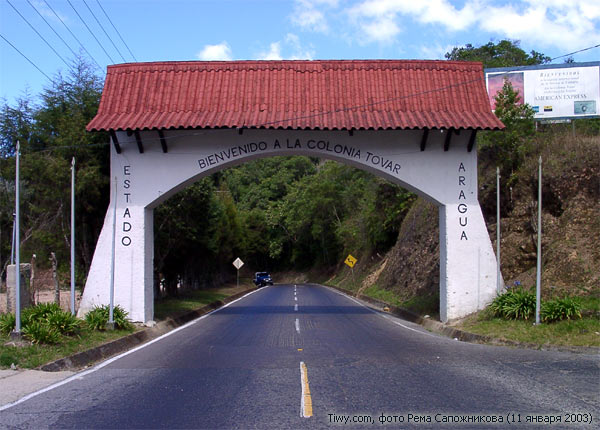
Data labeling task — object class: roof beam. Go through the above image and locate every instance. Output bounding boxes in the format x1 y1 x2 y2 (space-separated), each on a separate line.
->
158 129 168 153
444 128 453 151
420 129 429 151
109 130 121 154
134 130 144 154
467 129 477 152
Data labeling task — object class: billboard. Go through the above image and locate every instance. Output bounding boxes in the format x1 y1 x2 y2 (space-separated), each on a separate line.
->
485 62 600 120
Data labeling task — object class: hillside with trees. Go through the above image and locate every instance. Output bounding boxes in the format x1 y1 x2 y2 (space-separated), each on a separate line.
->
0 41 597 321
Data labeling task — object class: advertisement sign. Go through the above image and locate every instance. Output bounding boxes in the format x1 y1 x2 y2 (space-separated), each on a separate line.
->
485 62 600 120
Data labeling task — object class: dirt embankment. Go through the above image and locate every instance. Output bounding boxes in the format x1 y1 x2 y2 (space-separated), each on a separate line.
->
368 133 599 309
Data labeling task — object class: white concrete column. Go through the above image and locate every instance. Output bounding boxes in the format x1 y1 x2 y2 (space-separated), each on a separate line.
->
439 204 499 322
438 155 499 322
78 143 155 322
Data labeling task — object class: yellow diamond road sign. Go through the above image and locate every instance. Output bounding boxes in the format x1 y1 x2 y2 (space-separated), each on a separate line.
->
345 254 357 268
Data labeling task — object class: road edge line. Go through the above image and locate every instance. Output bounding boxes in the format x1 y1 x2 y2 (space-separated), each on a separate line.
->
0 287 267 412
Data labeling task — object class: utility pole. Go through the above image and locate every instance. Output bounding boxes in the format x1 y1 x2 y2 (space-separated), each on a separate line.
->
107 176 117 330
535 157 543 325
12 141 21 338
496 167 501 294
70 157 76 315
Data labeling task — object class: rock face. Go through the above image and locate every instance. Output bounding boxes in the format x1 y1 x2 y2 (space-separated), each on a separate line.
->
374 134 599 307
377 198 439 301
483 136 600 296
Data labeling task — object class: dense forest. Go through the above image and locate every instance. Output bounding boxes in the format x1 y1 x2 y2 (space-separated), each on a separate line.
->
0 41 597 303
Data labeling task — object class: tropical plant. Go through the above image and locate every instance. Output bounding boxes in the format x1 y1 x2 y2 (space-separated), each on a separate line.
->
21 303 62 326
46 310 82 335
84 305 133 331
490 288 536 320
0 313 16 335
22 320 61 344
541 297 582 322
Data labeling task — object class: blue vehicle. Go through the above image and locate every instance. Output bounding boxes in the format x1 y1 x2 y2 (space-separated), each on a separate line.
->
253 272 273 287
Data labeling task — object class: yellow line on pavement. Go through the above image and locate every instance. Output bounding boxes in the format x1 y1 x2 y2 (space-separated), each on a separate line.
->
300 361 313 418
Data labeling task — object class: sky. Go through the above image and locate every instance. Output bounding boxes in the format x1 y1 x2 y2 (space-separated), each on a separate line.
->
0 0 599 106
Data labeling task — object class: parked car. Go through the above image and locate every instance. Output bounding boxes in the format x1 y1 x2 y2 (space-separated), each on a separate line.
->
253 272 273 287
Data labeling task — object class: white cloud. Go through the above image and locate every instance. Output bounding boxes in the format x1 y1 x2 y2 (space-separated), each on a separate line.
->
345 0 600 52
419 43 456 60
291 0 340 33
285 33 315 59
196 42 232 61
259 42 283 60
257 34 315 60
32 0 68 23
360 16 400 43
478 1 600 52
348 0 478 40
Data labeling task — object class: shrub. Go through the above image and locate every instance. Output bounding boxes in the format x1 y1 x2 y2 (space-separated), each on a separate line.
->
490 288 536 320
85 305 133 331
21 303 62 327
46 310 82 336
22 320 61 344
542 297 582 323
0 313 16 335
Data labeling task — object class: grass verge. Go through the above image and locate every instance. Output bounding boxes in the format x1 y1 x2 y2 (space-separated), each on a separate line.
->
1 283 253 369
458 316 600 347
458 296 600 347
0 328 136 369
154 290 229 320
327 273 597 348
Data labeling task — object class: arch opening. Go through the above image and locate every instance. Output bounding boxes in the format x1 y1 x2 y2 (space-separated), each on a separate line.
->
79 128 501 324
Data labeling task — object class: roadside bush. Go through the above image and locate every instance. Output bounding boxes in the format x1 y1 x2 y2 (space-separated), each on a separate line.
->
541 297 582 323
46 310 82 336
490 288 536 320
21 303 61 326
1 304 83 343
85 305 133 331
22 320 61 344
0 313 16 335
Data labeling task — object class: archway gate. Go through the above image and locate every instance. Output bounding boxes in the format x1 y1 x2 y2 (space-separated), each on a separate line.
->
83 60 504 323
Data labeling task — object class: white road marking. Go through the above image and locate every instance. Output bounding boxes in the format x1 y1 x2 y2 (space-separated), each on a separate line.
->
325 286 441 339
295 318 300 333
294 304 298 312
0 287 268 412
294 296 297 301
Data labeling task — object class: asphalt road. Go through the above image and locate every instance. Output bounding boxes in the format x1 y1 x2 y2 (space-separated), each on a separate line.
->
0 284 598 429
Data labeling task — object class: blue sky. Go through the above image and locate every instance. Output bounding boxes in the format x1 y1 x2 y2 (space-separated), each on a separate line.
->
1 0 599 106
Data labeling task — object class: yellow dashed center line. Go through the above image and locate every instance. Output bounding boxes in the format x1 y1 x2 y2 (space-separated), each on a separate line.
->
300 361 313 418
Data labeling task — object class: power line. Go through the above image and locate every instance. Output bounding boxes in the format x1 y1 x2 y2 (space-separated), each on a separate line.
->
81 0 126 63
42 0 102 71
5 0 71 69
550 43 600 62
95 0 137 62
0 33 52 81
26 0 78 60
66 0 115 64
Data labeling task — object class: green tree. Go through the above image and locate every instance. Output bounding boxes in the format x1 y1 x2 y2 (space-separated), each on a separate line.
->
481 79 536 178
445 40 550 67
0 58 107 282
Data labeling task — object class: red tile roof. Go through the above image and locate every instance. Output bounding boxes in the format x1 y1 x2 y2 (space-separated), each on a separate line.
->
87 60 504 132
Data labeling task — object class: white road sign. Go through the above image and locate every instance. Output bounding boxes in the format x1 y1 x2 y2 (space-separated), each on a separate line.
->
233 258 244 270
